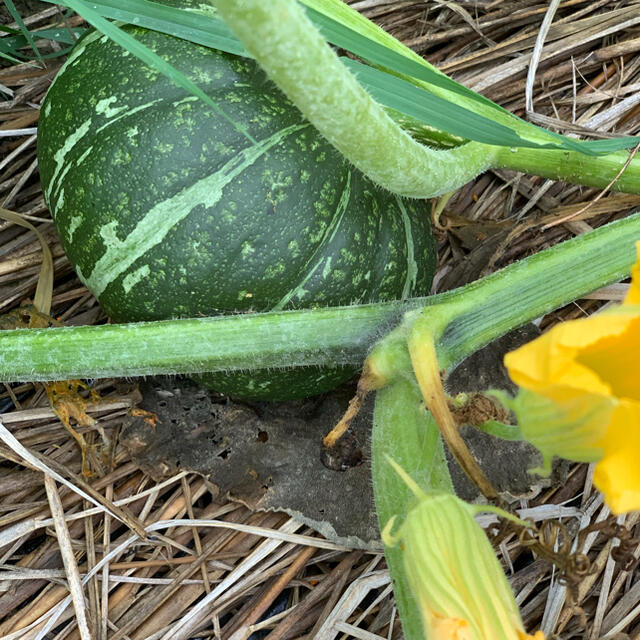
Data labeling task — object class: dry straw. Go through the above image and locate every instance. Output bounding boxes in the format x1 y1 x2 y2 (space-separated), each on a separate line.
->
0 0 639 638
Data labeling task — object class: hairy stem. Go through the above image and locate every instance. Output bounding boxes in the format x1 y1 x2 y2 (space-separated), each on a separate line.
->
1 213 639 382
372 379 451 640
211 0 497 197
494 145 640 194
432 211 640 369
0 305 398 381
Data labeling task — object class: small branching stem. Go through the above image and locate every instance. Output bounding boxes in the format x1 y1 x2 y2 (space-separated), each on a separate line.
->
407 330 498 500
323 361 385 448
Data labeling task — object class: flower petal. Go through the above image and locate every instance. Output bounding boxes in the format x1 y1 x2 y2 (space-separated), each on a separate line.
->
577 315 640 402
623 241 640 305
593 401 640 514
504 242 640 516
431 616 474 640
505 314 637 397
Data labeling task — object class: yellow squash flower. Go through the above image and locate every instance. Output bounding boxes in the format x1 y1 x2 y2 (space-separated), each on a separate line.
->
504 243 640 514
383 460 544 640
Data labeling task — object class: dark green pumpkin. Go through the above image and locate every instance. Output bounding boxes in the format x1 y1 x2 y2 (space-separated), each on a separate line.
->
38 6 436 400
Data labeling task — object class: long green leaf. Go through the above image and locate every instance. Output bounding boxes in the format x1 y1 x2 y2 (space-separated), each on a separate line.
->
345 59 553 150
303 3 638 156
350 61 640 154
3 0 44 64
302 0 640 156
43 0 639 156
0 25 21 35
304 3 498 108
0 51 26 64
44 0 249 55
0 27 85 54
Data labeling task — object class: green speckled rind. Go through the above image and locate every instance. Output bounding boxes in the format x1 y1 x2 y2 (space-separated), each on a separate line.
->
38 11 435 399
194 365 354 401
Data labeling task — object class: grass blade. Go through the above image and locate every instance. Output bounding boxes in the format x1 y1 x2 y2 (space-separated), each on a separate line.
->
304 2 639 156
0 27 85 55
3 0 44 64
42 0 640 156
45 0 249 55
305 2 502 117
0 51 26 64
346 59 551 150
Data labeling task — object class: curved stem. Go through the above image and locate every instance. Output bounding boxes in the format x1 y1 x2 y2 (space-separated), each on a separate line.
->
211 0 497 198
301 0 555 147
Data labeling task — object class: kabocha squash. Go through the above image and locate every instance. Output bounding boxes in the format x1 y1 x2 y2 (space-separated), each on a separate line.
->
38 7 436 400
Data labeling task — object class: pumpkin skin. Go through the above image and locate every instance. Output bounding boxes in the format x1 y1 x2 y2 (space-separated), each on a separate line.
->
38 10 436 400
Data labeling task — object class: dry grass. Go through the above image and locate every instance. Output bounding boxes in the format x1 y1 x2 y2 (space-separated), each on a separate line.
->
0 1 639 638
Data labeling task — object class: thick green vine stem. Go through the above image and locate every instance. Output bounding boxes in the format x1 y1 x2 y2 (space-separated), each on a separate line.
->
372 379 452 640
363 208 640 384
210 0 497 198
432 217 640 370
0 304 399 381
1 212 639 381
494 145 640 193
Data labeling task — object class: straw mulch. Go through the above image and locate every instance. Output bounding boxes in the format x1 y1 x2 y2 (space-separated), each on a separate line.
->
0 1 639 638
